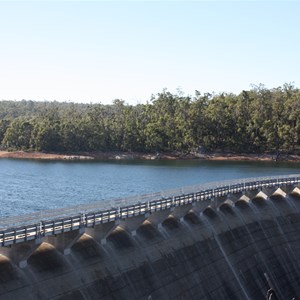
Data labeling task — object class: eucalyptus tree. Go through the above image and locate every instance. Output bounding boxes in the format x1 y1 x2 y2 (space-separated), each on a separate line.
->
204 93 238 151
2 118 33 150
0 119 11 146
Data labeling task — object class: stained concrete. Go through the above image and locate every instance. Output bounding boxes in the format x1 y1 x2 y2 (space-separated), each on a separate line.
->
1 193 300 299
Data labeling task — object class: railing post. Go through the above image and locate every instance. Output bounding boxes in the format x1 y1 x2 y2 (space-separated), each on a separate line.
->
39 222 43 238
81 213 85 228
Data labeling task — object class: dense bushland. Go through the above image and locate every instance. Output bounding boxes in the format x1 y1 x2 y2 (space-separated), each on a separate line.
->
0 84 299 155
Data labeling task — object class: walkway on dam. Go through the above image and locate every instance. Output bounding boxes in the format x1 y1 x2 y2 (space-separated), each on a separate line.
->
1 174 299 250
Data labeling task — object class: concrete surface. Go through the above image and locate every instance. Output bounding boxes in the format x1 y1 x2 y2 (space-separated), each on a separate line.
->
0 192 300 299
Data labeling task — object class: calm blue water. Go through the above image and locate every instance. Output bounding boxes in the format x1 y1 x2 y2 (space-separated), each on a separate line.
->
0 158 299 217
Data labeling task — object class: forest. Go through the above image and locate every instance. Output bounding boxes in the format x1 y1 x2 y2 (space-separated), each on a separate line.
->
0 84 299 156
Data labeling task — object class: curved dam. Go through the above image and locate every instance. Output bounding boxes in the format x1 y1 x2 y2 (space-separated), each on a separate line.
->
1 177 300 299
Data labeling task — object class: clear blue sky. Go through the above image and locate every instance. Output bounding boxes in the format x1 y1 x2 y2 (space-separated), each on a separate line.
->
0 1 299 104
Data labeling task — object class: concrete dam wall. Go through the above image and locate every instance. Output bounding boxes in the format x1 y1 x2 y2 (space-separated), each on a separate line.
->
1 187 300 299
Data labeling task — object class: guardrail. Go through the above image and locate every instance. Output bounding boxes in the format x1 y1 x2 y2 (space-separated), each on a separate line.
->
0 174 299 247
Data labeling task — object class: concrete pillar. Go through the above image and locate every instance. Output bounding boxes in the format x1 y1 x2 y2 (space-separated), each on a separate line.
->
45 228 84 255
262 187 278 197
270 187 287 198
118 215 149 236
171 204 193 223
192 197 218 211
217 199 235 212
85 220 120 245
146 209 173 229
255 191 268 200
227 192 243 203
243 189 260 200
192 200 211 214
214 195 228 208
279 185 296 195
291 187 300 196
0 238 42 268
239 194 251 202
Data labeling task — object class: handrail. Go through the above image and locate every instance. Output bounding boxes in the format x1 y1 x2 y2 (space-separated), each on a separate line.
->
0 174 299 247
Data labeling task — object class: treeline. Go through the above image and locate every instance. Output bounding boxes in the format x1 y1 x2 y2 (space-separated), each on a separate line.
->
0 84 299 155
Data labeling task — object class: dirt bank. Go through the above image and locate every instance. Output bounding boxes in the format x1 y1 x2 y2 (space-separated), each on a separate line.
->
0 150 300 162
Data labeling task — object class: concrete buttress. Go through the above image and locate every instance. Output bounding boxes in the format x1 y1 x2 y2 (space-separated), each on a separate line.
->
0 238 41 268
45 228 84 255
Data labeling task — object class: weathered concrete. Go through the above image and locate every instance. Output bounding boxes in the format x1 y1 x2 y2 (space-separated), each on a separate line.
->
46 228 84 255
85 220 121 245
1 192 300 299
0 239 41 268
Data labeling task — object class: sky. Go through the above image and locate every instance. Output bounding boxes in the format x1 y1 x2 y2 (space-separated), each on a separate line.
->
0 1 299 105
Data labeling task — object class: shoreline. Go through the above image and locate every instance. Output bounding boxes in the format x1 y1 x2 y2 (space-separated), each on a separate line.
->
0 150 300 162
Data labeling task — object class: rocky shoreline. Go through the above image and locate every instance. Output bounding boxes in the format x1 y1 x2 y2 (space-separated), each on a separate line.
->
0 150 300 162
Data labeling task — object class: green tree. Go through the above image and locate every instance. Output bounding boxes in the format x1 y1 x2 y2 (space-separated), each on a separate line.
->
0 119 11 146
2 118 33 150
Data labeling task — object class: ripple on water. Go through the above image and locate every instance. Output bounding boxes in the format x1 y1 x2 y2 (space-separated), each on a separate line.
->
0 159 299 217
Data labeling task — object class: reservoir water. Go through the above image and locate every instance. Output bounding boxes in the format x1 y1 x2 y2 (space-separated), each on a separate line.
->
0 158 299 217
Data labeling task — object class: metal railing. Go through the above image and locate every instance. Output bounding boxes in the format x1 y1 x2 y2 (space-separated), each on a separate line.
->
0 174 299 247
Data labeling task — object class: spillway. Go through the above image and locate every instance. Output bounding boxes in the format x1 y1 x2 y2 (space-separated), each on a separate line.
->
1 179 300 299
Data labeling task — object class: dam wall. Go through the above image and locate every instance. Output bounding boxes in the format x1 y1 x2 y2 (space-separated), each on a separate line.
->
0 179 300 299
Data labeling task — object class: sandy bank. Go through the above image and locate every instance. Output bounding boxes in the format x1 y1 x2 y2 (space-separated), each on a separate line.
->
0 150 299 162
